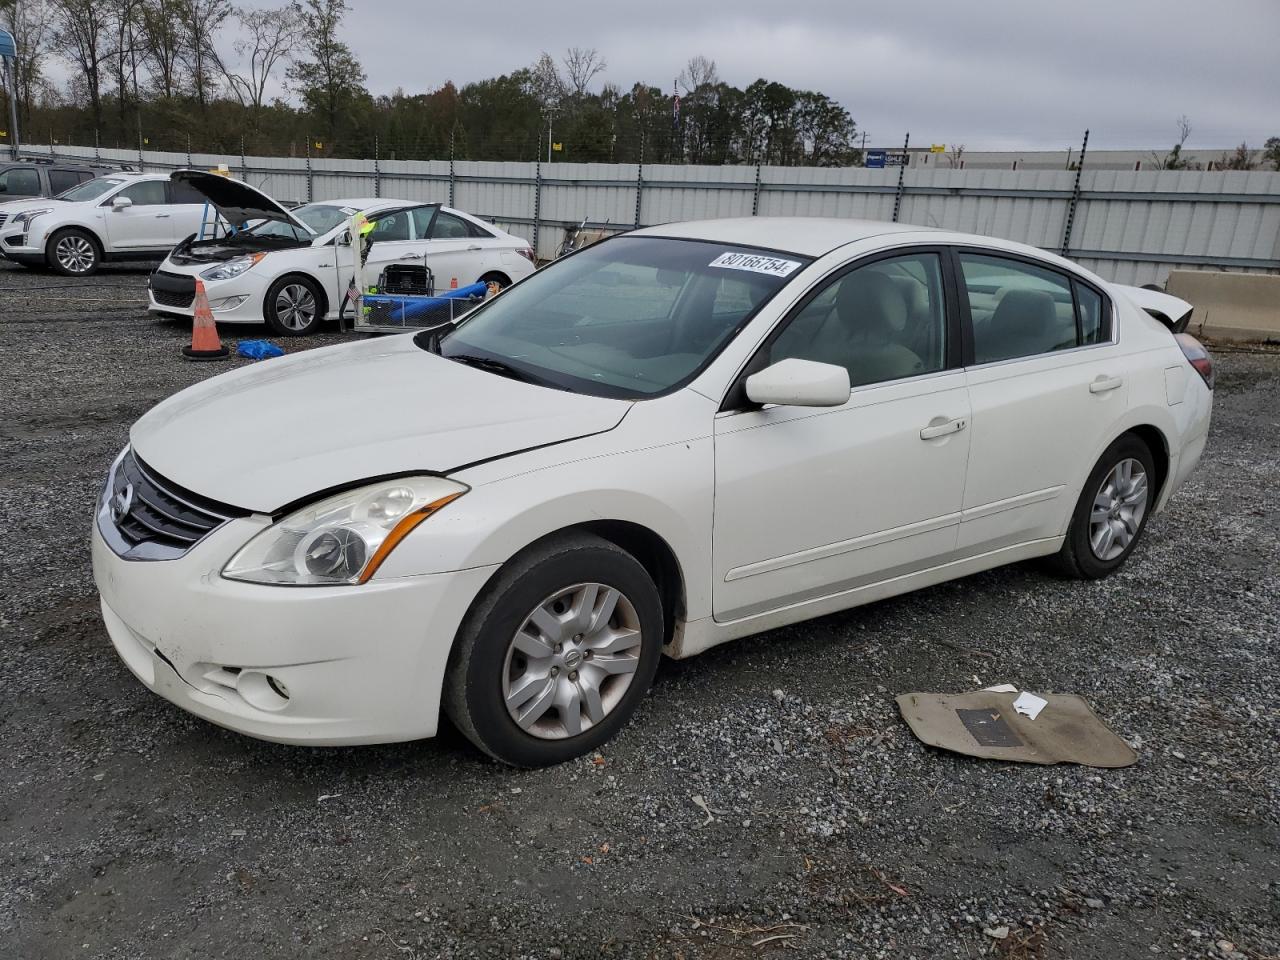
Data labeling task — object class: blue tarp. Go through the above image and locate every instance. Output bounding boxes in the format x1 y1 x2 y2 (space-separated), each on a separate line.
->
362 282 488 325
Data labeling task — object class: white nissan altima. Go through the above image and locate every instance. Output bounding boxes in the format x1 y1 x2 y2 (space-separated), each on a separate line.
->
147 171 535 336
92 217 1213 766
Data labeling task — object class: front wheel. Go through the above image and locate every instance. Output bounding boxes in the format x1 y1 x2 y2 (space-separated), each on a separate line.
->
444 533 664 766
47 228 101 276
1049 434 1155 580
264 275 324 336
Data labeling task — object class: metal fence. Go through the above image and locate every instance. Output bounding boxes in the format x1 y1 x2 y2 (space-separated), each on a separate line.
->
21 142 1280 286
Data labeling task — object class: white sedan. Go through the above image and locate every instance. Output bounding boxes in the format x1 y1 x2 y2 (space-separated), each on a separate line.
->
92 217 1213 765
148 171 535 336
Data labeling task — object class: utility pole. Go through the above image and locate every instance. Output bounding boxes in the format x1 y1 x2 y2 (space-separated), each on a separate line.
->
2 3 21 159
546 113 553 164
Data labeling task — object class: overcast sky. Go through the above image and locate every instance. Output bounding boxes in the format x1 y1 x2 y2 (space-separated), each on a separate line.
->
341 0 1277 151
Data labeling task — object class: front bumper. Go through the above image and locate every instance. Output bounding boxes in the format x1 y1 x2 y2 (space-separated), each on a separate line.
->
147 264 271 324
92 515 497 745
0 228 43 261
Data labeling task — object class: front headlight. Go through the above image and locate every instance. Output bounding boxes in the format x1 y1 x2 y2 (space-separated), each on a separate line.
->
201 252 265 282
222 477 467 586
13 207 54 227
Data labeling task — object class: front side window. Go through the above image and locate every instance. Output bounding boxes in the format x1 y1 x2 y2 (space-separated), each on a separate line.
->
768 252 947 387
370 209 410 242
0 167 41 196
959 253 1079 363
438 236 811 399
114 180 167 206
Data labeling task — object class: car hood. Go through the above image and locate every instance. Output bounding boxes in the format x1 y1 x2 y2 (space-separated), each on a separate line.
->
171 169 312 234
130 335 632 513
0 198 69 219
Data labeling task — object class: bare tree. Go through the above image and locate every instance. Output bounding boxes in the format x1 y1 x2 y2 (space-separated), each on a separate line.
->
178 0 231 111
677 55 718 94
1152 114 1194 170
105 0 146 128
947 143 965 168
51 0 113 130
561 47 606 98
1217 142 1257 171
138 0 187 98
222 5 297 128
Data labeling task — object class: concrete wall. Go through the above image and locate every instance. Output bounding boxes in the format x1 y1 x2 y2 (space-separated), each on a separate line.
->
1166 270 1280 342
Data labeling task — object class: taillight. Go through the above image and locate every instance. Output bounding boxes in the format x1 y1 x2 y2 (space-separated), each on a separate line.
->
1175 333 1214 390
517 247 535 264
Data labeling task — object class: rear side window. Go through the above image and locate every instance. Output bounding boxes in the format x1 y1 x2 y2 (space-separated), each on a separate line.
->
169 180 208 204
49 170 81 194
1073 280 1109 344
430 211 471 239
959 253 1082 363
0 167 41 196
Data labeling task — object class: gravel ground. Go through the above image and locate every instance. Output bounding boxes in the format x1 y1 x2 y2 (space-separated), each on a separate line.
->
0 261 1277 960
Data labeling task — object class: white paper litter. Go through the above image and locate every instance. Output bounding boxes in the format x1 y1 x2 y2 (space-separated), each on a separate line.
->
983 683 1019 693
1012 691 1048 720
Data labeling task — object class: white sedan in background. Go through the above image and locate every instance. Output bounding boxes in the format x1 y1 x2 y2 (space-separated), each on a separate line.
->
93 217 1213 766
148 171 535 336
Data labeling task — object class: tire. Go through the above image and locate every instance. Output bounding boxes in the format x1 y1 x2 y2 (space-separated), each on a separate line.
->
478 271 512 290
444 533 664 767
264 275 324 336
1048 434 1156 580
46 228 101 276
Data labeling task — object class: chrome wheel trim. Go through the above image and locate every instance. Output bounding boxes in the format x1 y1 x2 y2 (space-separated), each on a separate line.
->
502 582 643 740
274 283 317 331
1089 457 1149 561
55 235 95 273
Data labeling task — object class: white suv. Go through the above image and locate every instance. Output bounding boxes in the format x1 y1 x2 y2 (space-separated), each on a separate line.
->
0 172 206 275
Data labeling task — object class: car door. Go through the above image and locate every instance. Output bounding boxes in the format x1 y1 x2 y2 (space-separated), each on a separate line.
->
360 208 421 286
101 180 173 250
953 248 1127 553
711 248 971 622
423 208 490 290
0 166 42 202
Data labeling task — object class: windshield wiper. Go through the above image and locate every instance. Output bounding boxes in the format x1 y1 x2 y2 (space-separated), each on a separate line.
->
447 354 545 385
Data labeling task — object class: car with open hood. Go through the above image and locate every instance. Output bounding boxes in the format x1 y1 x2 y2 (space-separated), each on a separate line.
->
0 172 207 275
92 217 1213 766
147 171 536 336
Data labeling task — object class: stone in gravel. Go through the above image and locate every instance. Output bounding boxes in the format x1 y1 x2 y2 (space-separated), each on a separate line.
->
983 926 1010 939
1084 898 1104 909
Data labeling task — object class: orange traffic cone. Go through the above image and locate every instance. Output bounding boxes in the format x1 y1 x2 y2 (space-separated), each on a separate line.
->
182 279 229 361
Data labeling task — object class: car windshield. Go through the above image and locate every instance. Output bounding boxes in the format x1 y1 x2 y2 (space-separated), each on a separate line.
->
247 203 356 240
436 236 810 399
56 177 125 202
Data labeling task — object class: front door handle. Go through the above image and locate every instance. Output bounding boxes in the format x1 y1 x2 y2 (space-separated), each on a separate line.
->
155 213 171 218
1089 375 1123 394
919 417 967 440
399 253 424 260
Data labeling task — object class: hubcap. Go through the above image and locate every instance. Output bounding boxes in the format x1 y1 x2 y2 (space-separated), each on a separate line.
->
1089 457 1149 561
502 582 643 740
56 236 95 273
275 284 317 331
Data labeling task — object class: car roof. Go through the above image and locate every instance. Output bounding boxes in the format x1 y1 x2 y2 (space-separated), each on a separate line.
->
632 217 927 257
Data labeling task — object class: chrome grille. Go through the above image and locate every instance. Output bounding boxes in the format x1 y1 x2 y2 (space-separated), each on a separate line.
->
0 212 8 228
100 450 245 560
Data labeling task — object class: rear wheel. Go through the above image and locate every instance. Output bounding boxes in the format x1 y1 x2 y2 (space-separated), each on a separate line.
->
444 533 663 767
264 275 324 336
478 271 512 290
1049 434 1155 580
47 228 101 276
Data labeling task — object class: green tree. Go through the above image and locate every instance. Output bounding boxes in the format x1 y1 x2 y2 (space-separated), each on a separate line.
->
286 0 367 149
1260 136 1279 171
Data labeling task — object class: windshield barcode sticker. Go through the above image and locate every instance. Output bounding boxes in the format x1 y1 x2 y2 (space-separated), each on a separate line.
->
708 252 802 277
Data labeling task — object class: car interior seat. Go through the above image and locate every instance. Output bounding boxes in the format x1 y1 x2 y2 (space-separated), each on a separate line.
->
819 272 926 385
980 288 1061 362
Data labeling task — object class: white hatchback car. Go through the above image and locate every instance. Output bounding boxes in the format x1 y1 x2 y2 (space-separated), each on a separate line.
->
0 172 206 275
147 172 536 336
92 218 1213 766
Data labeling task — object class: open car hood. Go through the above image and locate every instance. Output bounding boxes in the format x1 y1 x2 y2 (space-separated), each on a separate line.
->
129 335 631 514
170 169 312 235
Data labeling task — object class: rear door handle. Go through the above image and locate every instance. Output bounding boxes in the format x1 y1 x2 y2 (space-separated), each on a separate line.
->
467 245 483 251
1089 375 1123 394
155 213 171 218
919 417 967 440
400 253 424 260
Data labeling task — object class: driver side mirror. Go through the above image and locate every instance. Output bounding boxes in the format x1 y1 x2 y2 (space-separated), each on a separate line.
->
336 230 351 246
111 195 133 210
745 358 851 408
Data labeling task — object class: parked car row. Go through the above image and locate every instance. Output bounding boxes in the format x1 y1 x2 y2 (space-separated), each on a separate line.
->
0 168 537 335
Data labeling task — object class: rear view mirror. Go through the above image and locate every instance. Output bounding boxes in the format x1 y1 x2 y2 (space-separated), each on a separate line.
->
111 195 133 210
745 358 850 408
